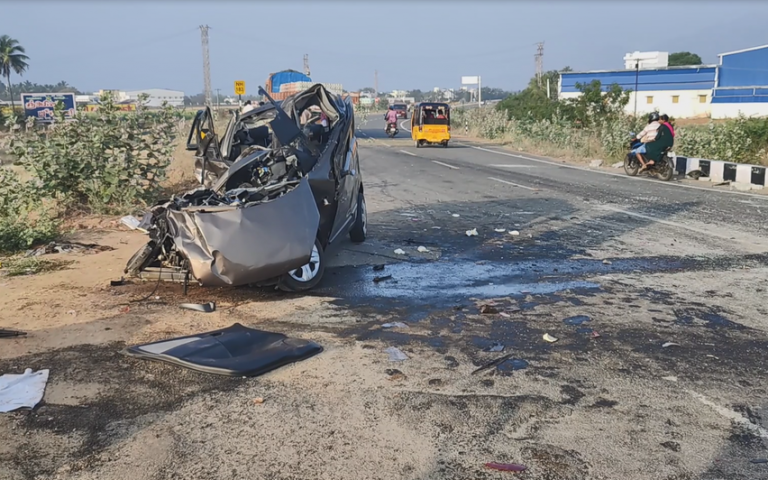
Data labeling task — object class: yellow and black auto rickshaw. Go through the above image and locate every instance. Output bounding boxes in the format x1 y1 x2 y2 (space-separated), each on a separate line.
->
411 102 450 148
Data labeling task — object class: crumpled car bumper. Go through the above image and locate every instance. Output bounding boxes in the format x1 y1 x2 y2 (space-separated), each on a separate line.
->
167 178 320 287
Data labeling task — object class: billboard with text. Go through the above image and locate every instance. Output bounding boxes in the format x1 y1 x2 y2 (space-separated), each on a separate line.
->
21 93 76 122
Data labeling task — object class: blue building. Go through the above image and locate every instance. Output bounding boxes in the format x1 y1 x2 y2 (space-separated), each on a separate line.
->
559 44 768 119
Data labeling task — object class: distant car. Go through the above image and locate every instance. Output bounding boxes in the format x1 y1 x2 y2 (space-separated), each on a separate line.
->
392 103 408 119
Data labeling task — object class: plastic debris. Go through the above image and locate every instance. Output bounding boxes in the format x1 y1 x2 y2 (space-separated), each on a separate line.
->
543 333 558 343
0 368 49 413
751 458 768 464
494 228 506 233
499 312 511 318
417 246 430 253
484 462 527 472
373 275 393 283
509 230 520 236
466 228 478 237
385 347 408 362
662 342 680 348
602 259 612 265
452 213 460 217
382 322 408 329
472 354 512 375
394 248 406 255
372 264 385 271
0 329 26 339
480 305 499 314
591 331 602 338
253 397 265 404
120 215 141 230
180 302 216 313
487 343 504 352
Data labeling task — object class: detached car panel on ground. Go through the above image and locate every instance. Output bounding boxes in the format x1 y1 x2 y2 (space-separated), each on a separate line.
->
126 84 366 291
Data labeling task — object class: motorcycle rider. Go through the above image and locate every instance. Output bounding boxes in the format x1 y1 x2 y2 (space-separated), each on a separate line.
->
384 105 398 134
660 114 675 137
634 112 661 171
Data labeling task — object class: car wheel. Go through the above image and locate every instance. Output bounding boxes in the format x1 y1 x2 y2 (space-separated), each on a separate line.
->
278 238 326 292
124 240 159 276
349 190 367 243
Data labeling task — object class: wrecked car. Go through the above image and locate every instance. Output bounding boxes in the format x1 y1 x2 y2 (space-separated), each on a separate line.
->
124 84 366 292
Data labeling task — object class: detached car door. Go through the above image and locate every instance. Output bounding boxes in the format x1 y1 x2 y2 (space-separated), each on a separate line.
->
329 125 360 243
186 106 229 187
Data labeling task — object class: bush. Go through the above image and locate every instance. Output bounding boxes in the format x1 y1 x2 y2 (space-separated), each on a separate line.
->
0 168 60 253
7 92 182 213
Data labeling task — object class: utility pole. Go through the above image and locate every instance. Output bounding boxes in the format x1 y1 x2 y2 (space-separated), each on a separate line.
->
374 70 378 97
215 88 221 112
303 54 310 77
199 25 213 108
535 42 544 87
633 60 640 116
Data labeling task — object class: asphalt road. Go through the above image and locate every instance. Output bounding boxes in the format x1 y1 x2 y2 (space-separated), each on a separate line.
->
3 114 768 480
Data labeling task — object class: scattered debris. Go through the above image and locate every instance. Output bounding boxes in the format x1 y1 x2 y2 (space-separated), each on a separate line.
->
393 248 406 255
253 397 265 404
26 242 113 257
385 369 406 381
487 343 504 352
372 264 385 272
0 368 50 413
452 213 460 218
662 376 678 382
399 213 418 217
124 323 323 377
563 315 591 326
480 304 499 314
180 302 216 313
0 329 26 339
509 230 520 236
751 459 768 464
120 215 141 230
591 331 602 339
602 259 612 265
662 342 680 348
543 333 558 343
466 228 478 237
385 347 408 362
494 228 506 233
416 246 430 253
382 322 408 329
472 354 512 375
484 462 527 473
110 278 125 287
499 312 511 318
373 275 393 283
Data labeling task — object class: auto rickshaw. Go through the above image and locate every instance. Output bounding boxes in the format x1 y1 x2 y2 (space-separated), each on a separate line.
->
411 102 450 148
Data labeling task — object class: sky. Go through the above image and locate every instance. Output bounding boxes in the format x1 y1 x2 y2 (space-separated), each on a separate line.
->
3 1 768 96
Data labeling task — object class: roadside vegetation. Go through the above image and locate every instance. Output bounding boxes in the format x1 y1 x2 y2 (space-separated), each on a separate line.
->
0 91 183 254
453 69 768 166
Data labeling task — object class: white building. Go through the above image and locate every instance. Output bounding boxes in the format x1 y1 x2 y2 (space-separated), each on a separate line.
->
125 89 185 108
623 51 669 70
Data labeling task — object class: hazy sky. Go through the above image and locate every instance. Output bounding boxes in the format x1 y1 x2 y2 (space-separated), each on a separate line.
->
3 1 768 96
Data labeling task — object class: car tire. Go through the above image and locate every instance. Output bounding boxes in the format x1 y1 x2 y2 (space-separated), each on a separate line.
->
349 190 367 243
124 240 159 276
278 238 326 292
415 140 421 148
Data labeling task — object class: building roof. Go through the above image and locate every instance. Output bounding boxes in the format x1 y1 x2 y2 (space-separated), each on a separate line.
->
718 44 768 58
560 64 717 75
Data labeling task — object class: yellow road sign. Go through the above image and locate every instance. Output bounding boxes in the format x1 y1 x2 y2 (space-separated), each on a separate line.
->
234 80 246 96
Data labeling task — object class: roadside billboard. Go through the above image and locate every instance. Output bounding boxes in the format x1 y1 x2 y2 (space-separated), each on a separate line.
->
21 93 76 121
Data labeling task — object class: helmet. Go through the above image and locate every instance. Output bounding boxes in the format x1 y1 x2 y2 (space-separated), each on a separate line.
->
648 112 660 123
389 105 394 110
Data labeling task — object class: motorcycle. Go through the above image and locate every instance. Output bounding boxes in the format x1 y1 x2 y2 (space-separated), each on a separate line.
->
386 122 398 138
623 132 675 181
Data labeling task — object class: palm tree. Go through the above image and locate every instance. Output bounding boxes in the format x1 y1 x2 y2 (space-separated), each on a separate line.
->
0 35 30 113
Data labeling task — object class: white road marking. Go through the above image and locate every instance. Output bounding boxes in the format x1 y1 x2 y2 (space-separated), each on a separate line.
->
400 119 411 132
487 176 538 191
460 143 768 201
490 164 537 168
597 205 766 249
432 160 459 170
399 150 417 157
689 390 768 439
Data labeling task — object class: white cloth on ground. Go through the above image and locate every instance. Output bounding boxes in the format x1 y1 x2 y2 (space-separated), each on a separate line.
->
0 368 49 413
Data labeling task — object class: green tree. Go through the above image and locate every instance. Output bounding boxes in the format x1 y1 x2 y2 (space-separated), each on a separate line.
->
0 36 30 112
668 52 703 66
565 80 629 127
